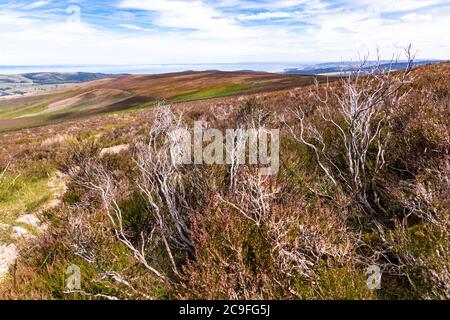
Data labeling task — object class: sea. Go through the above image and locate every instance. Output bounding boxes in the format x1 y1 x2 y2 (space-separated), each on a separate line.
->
0 62 315 75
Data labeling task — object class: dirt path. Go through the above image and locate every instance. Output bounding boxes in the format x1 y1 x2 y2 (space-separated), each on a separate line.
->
0 171 67 282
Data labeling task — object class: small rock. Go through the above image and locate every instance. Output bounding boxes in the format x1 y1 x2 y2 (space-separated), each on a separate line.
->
11 226 29 240
0 223 10 231
100 144 129 157
0 244 18 281
16 214 41 228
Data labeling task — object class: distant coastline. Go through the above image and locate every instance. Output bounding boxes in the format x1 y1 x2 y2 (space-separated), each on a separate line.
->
1 59 445 76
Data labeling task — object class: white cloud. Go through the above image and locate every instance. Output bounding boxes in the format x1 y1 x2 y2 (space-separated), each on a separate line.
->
343 0 445 13
0 11 35 28
119 24 154 31
23 1 51 10
401 13 433 22
238 11 299 21
0 0 449 65
118 0 239 33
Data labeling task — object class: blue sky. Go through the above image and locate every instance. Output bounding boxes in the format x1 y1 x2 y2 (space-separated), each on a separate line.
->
0 0 449 65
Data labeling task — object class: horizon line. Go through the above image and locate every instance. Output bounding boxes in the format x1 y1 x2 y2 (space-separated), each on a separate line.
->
0 59 446 68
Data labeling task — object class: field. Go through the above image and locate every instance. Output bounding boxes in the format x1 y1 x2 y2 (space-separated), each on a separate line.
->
0 71 325 132
0 62 448 300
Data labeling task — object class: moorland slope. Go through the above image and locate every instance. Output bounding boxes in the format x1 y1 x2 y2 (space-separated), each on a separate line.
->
0 62 448 300
0 71 326 131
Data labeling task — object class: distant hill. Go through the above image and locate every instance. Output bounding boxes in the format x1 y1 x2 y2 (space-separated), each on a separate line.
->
0 72 129 97
20 72 128 84
284 60 444 75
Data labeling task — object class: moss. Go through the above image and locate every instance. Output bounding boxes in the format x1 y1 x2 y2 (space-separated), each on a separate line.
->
173 84 253 102
295 264 377 300
0 174 52 225
242 226 272 274
0 103 49 119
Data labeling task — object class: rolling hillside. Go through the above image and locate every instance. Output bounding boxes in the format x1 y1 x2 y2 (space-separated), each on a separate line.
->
0 71 327 131
0 62 448 300
0 72 126 97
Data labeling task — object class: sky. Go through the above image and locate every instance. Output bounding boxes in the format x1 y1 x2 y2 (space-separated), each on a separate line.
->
0 0 449 65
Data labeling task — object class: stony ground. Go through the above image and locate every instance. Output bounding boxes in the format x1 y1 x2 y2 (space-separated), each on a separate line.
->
0 171 67 282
